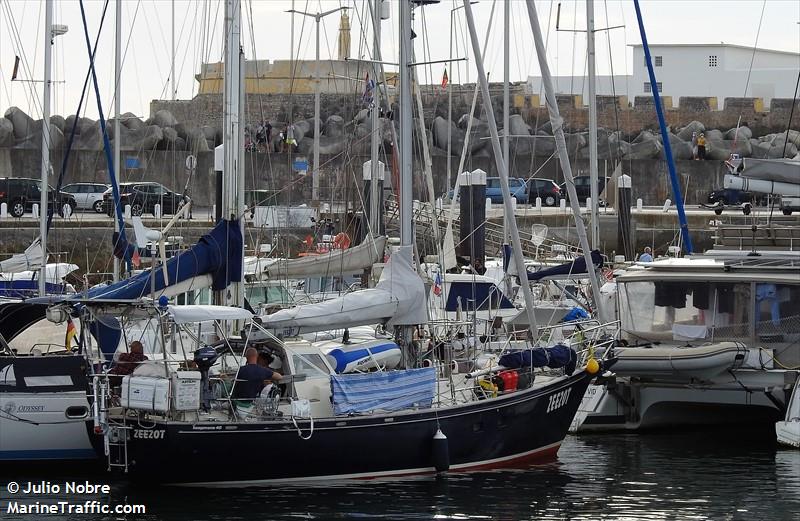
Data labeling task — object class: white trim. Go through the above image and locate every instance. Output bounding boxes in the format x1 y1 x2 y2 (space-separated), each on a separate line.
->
175 441 563 487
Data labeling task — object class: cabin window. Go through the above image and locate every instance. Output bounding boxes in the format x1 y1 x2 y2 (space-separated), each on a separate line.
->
755 284 799 343
292 353 329 376
618 281 753 343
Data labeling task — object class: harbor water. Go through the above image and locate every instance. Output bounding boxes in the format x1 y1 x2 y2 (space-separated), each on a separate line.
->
1 429 798 520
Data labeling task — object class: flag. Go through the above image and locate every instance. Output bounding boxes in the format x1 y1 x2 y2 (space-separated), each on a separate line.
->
132 248 141 268
362 73 375 104
433 272 442 296
441 68 448 91
65 317 77 350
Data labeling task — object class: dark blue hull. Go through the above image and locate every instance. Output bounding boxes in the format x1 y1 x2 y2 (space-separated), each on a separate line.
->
113 370 593 485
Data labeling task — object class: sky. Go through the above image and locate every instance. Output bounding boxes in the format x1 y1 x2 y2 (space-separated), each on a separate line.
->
1 0 798 120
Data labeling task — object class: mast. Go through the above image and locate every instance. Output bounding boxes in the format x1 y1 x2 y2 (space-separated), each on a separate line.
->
523 0 604 315
462 1 539 333
398 0 412 248
38 0 54 296
502 0 510 243
171 0 176 100
369 0 381 234
312 14 321 206
217 0 244 308
587 0 599 249
113 0 122 282
633 0 693 254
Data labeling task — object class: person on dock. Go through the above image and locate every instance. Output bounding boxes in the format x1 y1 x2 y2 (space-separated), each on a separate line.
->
696 133 707 160
638 247 654 262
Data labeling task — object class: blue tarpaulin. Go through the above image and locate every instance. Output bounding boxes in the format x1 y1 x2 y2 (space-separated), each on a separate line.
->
498 345 578 375
525 250 604 281
331 367 436 415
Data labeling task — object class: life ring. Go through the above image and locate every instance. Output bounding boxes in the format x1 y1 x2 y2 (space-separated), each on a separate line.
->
333 232 351 250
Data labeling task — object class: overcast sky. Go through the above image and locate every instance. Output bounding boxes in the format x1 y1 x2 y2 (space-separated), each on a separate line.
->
1 0 798 119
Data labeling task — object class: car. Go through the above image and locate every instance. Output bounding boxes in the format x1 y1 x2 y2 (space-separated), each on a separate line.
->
0 177 77 218
103 182 188 217
706 188 763 206
486 177 529 205
560 175 609 205
527 178 561 206
62 183 110 213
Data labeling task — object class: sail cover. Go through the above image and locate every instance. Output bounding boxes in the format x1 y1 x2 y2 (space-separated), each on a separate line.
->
0 237 45 274
525 250 604 281
331 366 436 415
253 235 387 279
740 158 799 185
259 245 426 335
80 219 243 301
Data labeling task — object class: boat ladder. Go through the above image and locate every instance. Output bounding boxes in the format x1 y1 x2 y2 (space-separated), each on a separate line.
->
104 420 131 473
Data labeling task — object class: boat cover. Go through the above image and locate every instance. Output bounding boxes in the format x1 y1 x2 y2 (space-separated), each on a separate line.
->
741 158 800 184
525 250 604 281
0 238 45 274
499 345 578 375
254 235 387 278
167 305 253 324
330 366 436 415
0 301 48 342
259 246 426 335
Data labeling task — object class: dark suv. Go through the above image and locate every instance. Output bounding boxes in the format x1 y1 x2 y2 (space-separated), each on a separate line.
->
561 175 609 206
527 178 562 206
0 177 77 218
103 182 188 217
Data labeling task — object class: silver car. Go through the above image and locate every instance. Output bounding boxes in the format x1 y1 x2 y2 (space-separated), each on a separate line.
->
61 183 110 213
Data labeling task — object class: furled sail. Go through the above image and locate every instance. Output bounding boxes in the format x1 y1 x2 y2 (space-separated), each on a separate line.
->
0 237 45 274
259 245 426 335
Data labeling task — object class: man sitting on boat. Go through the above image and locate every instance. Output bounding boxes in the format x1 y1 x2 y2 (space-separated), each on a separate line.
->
232 348 283 401
110 341 148 377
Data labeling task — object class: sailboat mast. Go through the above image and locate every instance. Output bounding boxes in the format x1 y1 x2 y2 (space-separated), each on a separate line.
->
523 0 603 315
462 1 539 333
587 0 599 250
38 0 54 296
113 0 122 282
217 0 244 308
398 0 413 247
369 0 381 234
502 0 510 243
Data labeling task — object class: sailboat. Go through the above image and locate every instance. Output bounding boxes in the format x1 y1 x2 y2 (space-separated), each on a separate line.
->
60 0 618 485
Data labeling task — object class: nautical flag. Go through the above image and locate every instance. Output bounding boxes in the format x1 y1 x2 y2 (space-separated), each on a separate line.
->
441 68 449 91
433 272 442 296
362 73 375 104
65 317 77 350
131 248 141 268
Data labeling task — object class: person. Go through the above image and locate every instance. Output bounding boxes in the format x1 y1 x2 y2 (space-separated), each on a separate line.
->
696 133 707 160
232 347 283 400
638 246 654 262
110 341 148 376
265 121 272 145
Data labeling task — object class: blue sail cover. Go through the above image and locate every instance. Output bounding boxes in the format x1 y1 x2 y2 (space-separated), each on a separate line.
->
526 250 603 281
444 280 515 312
498 345 578 375
81 219 242 301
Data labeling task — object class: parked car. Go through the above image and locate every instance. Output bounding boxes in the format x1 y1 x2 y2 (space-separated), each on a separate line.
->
103 182 188 217
486 177 529 205
706 188 764 206
561 175 609 206
0 177 77 218
527 178 561 206
62 183 110 213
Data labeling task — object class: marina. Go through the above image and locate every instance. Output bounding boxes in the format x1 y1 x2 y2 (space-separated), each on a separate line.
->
1 0 799 519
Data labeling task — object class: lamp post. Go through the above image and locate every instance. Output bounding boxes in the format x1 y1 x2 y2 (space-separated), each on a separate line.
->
286 6 349 207
39 0 68 296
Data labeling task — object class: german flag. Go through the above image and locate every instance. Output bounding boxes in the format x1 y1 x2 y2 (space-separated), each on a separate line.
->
65 317 77 351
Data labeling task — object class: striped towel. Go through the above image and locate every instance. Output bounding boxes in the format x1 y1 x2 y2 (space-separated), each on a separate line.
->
331 367 436 415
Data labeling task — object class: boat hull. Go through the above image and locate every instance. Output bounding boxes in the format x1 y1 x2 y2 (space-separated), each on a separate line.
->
109 370 592 485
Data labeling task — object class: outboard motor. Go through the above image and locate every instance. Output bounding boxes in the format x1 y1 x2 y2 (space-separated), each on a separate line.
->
194 346 219 411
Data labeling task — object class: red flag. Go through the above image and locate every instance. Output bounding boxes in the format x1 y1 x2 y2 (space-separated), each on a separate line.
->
132 248 141 268
441 68 449 91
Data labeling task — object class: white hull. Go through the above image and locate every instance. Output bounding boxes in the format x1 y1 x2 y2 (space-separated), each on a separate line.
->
777 377 800 448
0 391 94 460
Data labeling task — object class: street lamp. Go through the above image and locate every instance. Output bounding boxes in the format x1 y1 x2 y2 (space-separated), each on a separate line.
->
286 6 349 207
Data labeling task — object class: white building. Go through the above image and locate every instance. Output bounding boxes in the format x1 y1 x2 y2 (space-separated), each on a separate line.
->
527 43 800 107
